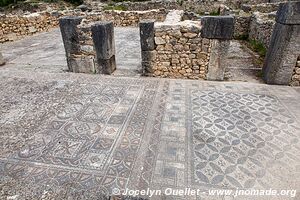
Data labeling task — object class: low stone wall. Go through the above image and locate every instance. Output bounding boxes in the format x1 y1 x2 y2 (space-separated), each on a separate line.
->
0 9 166 43
241 2 281 13
0 12 59 43
249 11 276 48
115 0 180 11
234 11 252 38
86 10 166 27
141 10 212 80
290 56 300 86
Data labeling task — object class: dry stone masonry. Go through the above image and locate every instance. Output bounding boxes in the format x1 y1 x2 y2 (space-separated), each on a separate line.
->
249 11 276 48
140 10 211 79
0 9 166 43
0 12 58 43
140 10 235 81
290 56 300 87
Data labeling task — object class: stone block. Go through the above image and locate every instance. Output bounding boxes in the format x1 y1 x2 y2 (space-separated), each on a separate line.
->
141 61 153 75
59 16 83 72
263 23 300 85
59 16 83 55
139 20 155 51
201 16 234 40
276 2 300 25
91 21 115 60
0 52 5 66
95 56 116 75
68 56 95 73
207 40 230 81
141 51 156 62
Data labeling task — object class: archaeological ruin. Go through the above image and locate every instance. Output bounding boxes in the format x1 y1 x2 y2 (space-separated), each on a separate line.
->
0 0 300 199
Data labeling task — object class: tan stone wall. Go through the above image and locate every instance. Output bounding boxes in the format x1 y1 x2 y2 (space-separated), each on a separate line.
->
290 56 300 87
86 10 166 27
0 12 59 43
144 21 211 79
0 9 167 43
249 11 275 48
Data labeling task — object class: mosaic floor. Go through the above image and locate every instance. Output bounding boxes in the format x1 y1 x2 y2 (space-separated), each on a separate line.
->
1 26 299 200
0 69 300 199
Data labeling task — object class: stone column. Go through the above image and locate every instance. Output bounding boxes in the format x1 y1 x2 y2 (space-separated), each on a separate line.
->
262 2 300 85
0 52 5 66
91 22 116 75
201 16 234 81
59 16 83 72
139 20 155 75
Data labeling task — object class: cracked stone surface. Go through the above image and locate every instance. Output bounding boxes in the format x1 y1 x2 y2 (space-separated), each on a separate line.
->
0 30 300 200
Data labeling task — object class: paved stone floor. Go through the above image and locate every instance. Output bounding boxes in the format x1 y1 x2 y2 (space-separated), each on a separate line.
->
0 27 142 75
224 41 263 83
0 29 300 200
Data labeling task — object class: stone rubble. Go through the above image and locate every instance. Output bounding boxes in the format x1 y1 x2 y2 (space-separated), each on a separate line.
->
291 56 300 86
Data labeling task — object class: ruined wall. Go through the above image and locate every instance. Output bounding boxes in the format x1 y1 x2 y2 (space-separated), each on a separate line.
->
70 21 96 73
249 12 276 48
142 11 211 79
86 10 166 27
234 11 252 38
149 23 211 79
0 9 166 43
0 12 59 43
290 56 300 86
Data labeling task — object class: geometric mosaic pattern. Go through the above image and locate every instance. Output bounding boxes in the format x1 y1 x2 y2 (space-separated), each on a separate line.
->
13 84 140 172
1 76 300 199
190 90 300 189
0 78 162 195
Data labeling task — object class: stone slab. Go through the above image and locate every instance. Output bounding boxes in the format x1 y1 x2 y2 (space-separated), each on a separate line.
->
139 20 155 51
263 23 300 85
207 39 230 81
91 21 115 60
59 16 83 72
69 56 95 73
95 55 116 74
201 16 234 39
276 1 300 25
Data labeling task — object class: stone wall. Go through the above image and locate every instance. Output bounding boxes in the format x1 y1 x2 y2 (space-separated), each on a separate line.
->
241 2 281 13
0 9 166 43
141 10 211 79
86 10 166 27
249 11 276 48
0 12 59 43
290 56 300 86
234 11 252 38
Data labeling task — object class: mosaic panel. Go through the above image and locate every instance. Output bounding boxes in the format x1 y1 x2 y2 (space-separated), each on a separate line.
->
190 90 300 189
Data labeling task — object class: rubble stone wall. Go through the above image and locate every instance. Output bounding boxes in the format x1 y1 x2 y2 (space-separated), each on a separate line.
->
0 9 166 43
234 13 252 38
290 56 300 86
142 11 211 80
0 12 59 43
249 11 276 48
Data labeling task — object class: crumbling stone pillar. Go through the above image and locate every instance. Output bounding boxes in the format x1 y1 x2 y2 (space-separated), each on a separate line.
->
139 20 155 75
91 22 116 75
262 2 300 85
59 16 83 72
201 16 234 81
